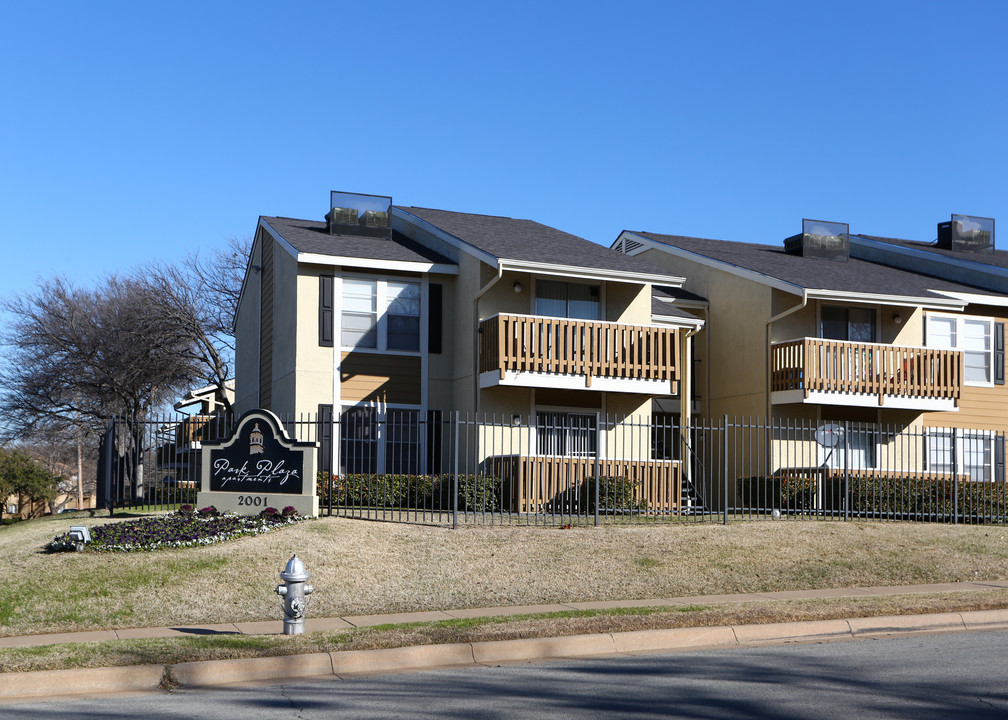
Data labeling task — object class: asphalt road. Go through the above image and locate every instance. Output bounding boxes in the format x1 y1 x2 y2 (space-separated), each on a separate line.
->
3 630 1007 719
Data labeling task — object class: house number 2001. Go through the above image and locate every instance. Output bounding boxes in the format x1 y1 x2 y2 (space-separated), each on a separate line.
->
237 495 267 507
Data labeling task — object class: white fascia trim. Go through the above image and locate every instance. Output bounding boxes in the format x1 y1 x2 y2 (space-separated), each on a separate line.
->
851 236 1008 282
500 259 684 287
392 207 498 266
653 315 705 330
805 289 965 310
771 389 958 413
621 232 806 296
926 290 1008 308
297 252 459 275
480 370 675 396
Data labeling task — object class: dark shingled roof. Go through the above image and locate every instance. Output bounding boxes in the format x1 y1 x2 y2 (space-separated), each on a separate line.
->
262 216 454 266
398 207 682 281
651 285 707 320
638 232 999 300
856 234 1008 270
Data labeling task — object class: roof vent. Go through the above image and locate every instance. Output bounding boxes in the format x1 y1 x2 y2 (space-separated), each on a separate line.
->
326 191 392 239
937 214 994 253
784 219 849 261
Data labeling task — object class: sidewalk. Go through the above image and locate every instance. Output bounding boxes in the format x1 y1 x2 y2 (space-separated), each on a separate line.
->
2 580 1008 701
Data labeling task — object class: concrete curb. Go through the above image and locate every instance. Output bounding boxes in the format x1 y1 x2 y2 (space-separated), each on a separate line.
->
0 664 165 700
4 609 1008 702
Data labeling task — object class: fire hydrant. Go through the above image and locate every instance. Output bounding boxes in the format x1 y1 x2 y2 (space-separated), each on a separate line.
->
275 554 313 635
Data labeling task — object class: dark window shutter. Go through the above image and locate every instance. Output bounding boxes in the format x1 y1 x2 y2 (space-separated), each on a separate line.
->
996 434 1005 484
995 322 1004 385
318 404 333 476
319 276 334 347
428 283 443 354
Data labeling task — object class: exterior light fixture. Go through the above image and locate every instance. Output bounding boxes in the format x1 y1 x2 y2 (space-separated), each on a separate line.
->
513 281 522 293
893 313 903 325
511 414 522 426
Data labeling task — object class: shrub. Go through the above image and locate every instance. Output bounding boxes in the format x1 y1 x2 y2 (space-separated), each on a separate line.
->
579 476 647 513
315 471 501 512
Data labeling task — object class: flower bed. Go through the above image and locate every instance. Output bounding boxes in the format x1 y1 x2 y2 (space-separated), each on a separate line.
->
47 507 304 553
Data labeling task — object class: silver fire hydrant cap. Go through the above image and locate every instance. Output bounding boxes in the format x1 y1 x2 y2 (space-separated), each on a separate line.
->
280 554 310 582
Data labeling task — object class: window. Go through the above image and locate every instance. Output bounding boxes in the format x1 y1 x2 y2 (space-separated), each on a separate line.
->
821 306 875 342
338 406 421 475
819 425 876 470
536 281 600 320
338 278 422 352
340 406 377 474
536 412 597 457
926 314 993 385
387 282 420 351
652 413 680 461
927 429 998 482
341 279 377 349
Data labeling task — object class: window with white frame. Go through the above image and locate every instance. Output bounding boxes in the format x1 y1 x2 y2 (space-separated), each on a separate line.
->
339 406 422 475
340 277 422 352
819 425 877 470
926 314 993 385
536 412 597 457
926 429 995 482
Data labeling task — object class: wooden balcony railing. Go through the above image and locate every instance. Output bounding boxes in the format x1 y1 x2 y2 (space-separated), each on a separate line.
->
487 456 682 514
771 338 963 405
479 314 679 387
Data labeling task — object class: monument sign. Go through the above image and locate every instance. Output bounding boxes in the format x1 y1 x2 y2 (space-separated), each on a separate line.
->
197 409 318 516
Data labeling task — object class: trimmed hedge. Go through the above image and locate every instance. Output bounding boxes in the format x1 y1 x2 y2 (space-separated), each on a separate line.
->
737 472 1008 520
316 472 502 512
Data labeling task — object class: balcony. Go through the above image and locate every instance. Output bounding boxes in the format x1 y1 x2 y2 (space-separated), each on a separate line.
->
478 313 680 395
487 456 683 514
771 338 963 411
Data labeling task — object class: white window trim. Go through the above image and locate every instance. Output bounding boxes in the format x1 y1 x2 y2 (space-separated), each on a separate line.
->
339 273 423 356
926 312 994 387
925 428 996 482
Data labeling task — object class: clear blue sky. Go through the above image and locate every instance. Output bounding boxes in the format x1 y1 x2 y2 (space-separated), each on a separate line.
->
2 1 1006 303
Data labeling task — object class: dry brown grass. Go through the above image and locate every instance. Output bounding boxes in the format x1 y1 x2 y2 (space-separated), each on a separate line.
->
2 512 1007 639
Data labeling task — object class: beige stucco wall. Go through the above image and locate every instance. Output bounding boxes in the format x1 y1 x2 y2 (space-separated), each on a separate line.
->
291 264 336 416
234 234 262 415
637 247 771 420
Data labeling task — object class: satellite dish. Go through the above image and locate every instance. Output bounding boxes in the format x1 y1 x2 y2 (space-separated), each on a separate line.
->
815 423 845 448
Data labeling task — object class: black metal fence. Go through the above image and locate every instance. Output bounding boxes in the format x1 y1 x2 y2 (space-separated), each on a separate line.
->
100 412 1008 526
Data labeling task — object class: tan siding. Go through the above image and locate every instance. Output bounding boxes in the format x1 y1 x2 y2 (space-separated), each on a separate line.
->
340 352 421 405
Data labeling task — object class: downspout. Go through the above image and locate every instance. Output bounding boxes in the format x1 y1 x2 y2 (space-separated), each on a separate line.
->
765 292 808 421
473 262 505 414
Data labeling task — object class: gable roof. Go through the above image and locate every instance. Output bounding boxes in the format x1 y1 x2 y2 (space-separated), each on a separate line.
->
629 231 1001 308
856 234 1008 269
397 206 684 285
261 216 456 270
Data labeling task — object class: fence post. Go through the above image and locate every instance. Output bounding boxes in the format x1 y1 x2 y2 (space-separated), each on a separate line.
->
952 431 959 525
594 412 601 527
722 415 728 525
843 421 850 522
452 411 460 530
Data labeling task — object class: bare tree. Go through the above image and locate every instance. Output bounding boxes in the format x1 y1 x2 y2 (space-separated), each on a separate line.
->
139 235 251 414
0 275 200 437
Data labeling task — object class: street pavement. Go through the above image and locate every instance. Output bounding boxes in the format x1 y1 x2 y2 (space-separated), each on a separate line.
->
1 580 1007 702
